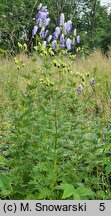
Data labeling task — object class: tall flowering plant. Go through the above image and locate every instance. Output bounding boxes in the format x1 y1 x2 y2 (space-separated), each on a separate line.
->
32 3 80 53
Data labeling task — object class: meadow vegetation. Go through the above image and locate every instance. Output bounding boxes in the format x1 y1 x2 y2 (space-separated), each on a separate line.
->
0 50 111 199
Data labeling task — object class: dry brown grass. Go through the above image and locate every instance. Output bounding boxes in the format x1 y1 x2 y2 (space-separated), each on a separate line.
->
0 50 111 121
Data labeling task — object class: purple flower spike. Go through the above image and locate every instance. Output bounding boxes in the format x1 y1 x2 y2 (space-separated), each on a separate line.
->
53 27 60 39
43 41 47 48
36 12 42 27
52 40 57 50
32 26 38 36
77 35 80 43
66 20 72 34
60 34 66 48
37 3 42 10
36 10 49 28
77 84 83 94
59 13 65 26
66 38 72 51
40 27 45 38
46 35 52 42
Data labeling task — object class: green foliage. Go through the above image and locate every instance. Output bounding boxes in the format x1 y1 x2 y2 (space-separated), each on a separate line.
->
0 50 111 199
0 174 12 196
0 0 37 51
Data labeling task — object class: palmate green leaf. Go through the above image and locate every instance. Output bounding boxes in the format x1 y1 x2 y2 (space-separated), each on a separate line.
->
25 194 37 200
62 184 80 200
76 187 95 198
57 183 80 199
33 162 50 173
0 174 12 196
37 187 52 200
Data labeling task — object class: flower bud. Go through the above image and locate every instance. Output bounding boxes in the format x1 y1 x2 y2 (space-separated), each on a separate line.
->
77 35 80 43
32 26 38 36
73 28 77 37
77 84 83 94
52 40 57 50
66 38 72 51
59 13 65 26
